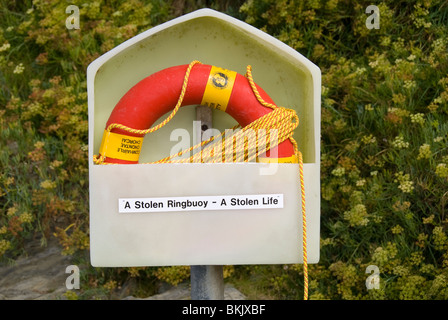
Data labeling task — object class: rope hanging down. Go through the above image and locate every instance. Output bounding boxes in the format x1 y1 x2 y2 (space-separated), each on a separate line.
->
93 60 309 300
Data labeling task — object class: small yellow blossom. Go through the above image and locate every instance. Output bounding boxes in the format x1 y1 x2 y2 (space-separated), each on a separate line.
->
0 42 11 52
417 144 431 160
361 134 376 145
40 179 57 189
0 239 12 256
394 172 414 193
42 88 55 99
63 291 79 300
435 163 448 178
0 226 7 234
103 280 118 290
331 167 345 177
7 205 18 217
18 212 33 224
391 136 409 149
355 67 367 75
393 265 410 276
320 238 336 247
34 141 45 149
372 242 398 265
432 226 448 251
392 93 406 105
50 160 63 169
343 204 369 227
380 36 391 47
403 80 416 90
398 180 414 193
5 176 15 185
410 113 425 125
364 104 374 111
422 214 435 224
391 225 404 234
388 107 409 117
13 63 25 74
392 200 411 212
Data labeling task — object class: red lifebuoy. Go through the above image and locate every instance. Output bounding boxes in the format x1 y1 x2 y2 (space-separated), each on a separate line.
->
98 63 297 164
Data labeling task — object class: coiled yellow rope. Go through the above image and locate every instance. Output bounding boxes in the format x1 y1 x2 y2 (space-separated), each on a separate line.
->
93 60 308 300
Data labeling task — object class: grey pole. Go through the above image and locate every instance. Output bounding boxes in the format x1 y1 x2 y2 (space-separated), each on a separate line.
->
190 105 225 300
191 265 224 300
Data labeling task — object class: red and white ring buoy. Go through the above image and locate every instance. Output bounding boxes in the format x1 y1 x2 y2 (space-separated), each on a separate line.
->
97 63 297 164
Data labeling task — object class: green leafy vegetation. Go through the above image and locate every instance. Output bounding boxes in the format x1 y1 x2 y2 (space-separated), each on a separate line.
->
1 0 447 299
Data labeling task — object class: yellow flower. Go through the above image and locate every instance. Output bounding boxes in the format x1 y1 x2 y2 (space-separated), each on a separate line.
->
0 42 11 52
410 113 425 125
391 136 409 149
103 280 117 290
19 212 33 224
361 134 376 145
5 176 15 185
63 291 78 300
380 36 391 47
435 163 448 178
417 144 431 160
13 63 25 74
422 214 435 224
331 167 345 177
50 160 63 169
432 226 448 251
40 179 56 189
34 141 45 149
392 200 411 212
394 172 414 193
392 93 406 105
403 80 416 90
343 204 369 227
391 225 404 234
7 205 18 217
0 239 11 256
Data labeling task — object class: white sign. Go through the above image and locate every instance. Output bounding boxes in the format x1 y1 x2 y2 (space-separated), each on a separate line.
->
119 194 283 213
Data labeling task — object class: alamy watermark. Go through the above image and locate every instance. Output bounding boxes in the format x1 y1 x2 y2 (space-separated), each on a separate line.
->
365 5 380 30
66 5 80 30
365 265 380 290
65 265 80 290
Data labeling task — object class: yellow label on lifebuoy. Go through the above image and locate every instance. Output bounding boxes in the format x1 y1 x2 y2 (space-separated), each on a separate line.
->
201 66 237 112
99 130 144 162
257 154 299 164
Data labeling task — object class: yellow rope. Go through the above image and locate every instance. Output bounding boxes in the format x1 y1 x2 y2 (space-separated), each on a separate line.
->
93 60 309 300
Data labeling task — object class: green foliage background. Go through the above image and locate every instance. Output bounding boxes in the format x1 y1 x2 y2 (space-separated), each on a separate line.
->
1 0 447 299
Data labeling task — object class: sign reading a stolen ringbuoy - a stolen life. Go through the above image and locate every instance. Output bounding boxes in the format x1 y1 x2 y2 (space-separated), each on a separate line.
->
118 194 284 213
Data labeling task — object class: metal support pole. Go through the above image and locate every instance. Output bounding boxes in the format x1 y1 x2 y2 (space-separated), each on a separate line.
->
190 105 225 300
191 265 224 300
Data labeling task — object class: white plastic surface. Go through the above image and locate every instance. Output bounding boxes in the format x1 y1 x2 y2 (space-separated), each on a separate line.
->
88 9 321 267
89 163 319 266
